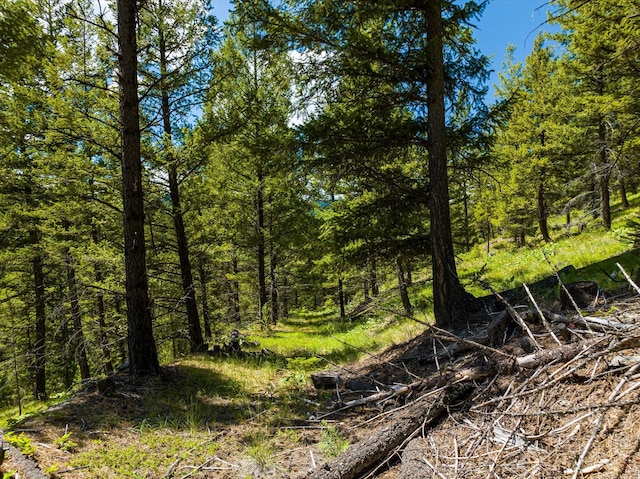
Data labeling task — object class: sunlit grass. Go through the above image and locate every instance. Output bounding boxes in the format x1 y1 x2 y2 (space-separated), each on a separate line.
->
460 227 637 297
245 312 423 366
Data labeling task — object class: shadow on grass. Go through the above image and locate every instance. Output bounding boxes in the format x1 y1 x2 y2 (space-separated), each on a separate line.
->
15 360 295 444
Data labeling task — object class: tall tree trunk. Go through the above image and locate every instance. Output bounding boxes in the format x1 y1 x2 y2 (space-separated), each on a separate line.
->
256 167 267 322
619 175 630 209
338 276 346 319
599 165 612 230
269 243 278 325
537 176 551 243
198 260 212 340
425 0 473 329
597 80 611 230
92 228 114 375
232 255 241 326
363 275 370 300
462 175 471 252
169 166 204 351
117 0 160 375
158 16 204 353
396 256 412 316
282 273 289 318
370 256 379 296
61 308 73 389
64 248 90 380
32 253 47 400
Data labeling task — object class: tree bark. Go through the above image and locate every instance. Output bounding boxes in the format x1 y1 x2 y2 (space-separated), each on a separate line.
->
198 260 212 340
537 174 551 243
227 255 241 326
0 429 48 479
370 255 379 296
597 80 611 230
158 14 205 353
92 227 114 375
338 276 346 319
396 256 412 315
282 272 289 318
168 165 205 351
117 0 160 375
256 166 267 322
32 253 47 400
64 248 90 380
269 242 278 325
619 175 629 209
425 0 473 329
599 165 611 230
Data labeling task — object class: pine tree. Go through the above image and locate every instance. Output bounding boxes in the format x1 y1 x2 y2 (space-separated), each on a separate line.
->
117 0 160 375
137 0 215 352
236 0 490 328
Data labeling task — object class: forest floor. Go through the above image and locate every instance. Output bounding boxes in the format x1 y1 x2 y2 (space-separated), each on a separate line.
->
4 281 640 478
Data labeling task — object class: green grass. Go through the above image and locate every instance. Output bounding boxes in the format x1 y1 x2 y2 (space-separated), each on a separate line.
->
245 311 423 366
460 230 636 296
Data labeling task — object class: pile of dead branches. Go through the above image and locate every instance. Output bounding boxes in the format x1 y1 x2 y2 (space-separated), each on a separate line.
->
305 284 640 478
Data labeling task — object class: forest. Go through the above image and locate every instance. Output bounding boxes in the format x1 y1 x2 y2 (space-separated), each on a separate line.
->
1 0 640 475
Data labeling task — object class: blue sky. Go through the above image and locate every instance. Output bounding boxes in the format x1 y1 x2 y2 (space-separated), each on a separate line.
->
211 0 554 100
475 0 554 99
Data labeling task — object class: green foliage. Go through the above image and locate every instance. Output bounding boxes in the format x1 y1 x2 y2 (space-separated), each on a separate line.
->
0 0 45 81
318 421 349 458
243 430 275 470
4 432 36 457
71 432 220 477
44 464 59 478
55 431 76 452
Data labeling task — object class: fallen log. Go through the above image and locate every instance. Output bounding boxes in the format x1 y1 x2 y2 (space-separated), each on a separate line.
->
398 438 431 479
0 429 48 479
544 310 635 332
515 338 605 369
307 384 473 479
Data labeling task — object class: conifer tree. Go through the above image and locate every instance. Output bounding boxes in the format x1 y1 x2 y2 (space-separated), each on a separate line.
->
117 0 160 375
236 0 490 328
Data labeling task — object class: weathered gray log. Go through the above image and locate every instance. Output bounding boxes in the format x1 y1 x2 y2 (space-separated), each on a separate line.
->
307 384 472 479
515 338 604 369
339 383 416 409
545 310 635 332
398 438 431 479
0 430 48 479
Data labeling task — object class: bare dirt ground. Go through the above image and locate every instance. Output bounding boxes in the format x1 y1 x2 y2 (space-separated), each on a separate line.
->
3 290 640 478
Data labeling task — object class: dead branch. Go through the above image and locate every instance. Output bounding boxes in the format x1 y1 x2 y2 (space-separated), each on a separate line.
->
524 283 562 345
482 282 542 350
430 326 516 361
617 262 640 296
307 385 472 479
